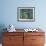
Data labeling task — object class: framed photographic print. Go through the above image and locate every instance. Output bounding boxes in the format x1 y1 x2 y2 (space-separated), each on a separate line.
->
17 7 35 22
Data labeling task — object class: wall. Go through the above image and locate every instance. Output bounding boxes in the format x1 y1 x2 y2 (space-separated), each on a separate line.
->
0 0 46 45
0 0 46 31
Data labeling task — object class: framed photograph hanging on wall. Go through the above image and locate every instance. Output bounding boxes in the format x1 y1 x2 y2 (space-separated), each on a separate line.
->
17 7 35 22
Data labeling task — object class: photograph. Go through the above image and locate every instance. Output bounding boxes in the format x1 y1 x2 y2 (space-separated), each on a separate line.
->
17 7 35 22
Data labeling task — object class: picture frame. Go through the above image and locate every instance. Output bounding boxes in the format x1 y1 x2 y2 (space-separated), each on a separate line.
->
17 7 35 22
